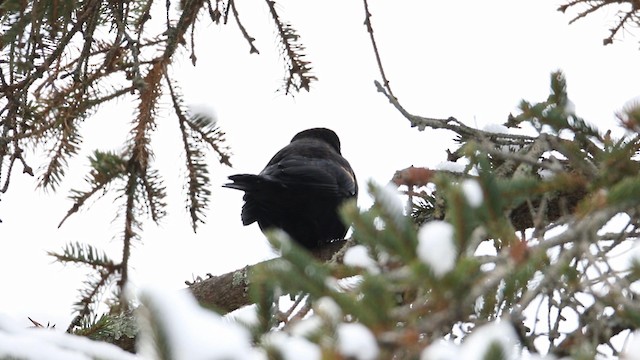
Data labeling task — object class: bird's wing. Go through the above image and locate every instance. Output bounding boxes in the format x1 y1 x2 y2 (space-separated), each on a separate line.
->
261 156 357 197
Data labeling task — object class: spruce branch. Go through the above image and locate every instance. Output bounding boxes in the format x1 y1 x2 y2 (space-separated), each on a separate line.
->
164 0 206 60
48 242 118 270
119 172 142 301
58 151 127 228
70 271 118 332
168 78 212 231
38 117 83 190
205 0 224 24
131 61 164 170
165 73 230 230
229 0 260 54
138 167 167 223
48 241 121 332
265 0 317 93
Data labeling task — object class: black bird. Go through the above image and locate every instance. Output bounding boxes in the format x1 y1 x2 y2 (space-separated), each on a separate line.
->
224 128 358 250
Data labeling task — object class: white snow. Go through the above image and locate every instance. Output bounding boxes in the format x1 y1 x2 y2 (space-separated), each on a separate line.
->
0 314 136 360
436 161 467 173
373 216 386 231
188 103 218 125
291 316 323 337
226 304 259 328
344 245 380 274
265 332 321 360
622 330 640 360
417 221 457 277
564 98 576 115
436 161 480 176
421 322 559 360
269 228 294 252
336 275 364 292
336 322 379 360
137 286 257 360
459 321 519 360
324 276 342 291
628 241 640 270
537 168 554 179
483 123 511 134
420 340 459 360
375 182 406 228
314 297 342 324
461 179 483 208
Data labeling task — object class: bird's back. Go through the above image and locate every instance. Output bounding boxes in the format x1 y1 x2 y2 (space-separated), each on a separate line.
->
224 128 357 249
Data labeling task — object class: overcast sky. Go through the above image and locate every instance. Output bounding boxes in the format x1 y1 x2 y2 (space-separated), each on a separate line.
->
2 0 640 329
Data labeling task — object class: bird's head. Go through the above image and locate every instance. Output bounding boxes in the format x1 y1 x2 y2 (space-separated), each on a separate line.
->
291 128 341 154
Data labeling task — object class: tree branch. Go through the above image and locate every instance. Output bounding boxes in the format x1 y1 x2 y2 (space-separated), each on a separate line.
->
362 0 395 99
188 239 348 313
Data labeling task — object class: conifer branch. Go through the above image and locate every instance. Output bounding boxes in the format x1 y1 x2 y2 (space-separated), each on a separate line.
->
48 242 121 331
265 0 317 93
167 77 212 230
229 0 260 54
205 0 224 24
39 118 82 190
119 173 139 297
58 151 128 228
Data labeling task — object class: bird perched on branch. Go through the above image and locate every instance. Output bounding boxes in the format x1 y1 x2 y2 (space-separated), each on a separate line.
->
224 128 358 250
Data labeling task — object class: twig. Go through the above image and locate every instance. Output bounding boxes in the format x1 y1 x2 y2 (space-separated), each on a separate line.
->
558 0 640 46
604 10 634 45
374 80 536 145
362 0 395 99
229 0 260 54
265 0 316 93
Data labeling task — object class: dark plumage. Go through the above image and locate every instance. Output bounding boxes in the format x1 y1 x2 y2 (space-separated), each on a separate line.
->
224 128 358 250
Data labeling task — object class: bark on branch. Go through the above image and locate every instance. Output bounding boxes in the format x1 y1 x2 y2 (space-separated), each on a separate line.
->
187 239 348 314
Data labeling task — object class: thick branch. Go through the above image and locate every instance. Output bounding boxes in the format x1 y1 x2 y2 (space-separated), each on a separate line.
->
188 240 348 313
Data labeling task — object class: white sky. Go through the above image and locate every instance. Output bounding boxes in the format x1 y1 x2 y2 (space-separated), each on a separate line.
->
2 0 640 330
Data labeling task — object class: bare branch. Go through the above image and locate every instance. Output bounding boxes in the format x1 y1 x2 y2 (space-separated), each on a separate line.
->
362 0 395 99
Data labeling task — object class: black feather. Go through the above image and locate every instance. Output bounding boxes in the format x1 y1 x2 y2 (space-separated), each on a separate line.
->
224 128 357 249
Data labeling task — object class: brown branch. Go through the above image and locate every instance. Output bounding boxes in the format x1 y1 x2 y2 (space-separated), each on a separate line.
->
604 9 634 45
0 0 101 94
205 0 223 24
374 79 536 145
165 74 207 230
558 0 640 45
188 240 347 313
562 1 611 24
188 265 252 313
363 0 395 99
164 0 205 60
118 173 139 302
551 299 638 357
92 240 349 352
1 148 34 193
265 0 316 93
229 0 259 54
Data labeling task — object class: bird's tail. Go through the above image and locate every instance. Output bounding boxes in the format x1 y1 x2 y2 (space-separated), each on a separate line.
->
223 174 283 226
223 174 268 192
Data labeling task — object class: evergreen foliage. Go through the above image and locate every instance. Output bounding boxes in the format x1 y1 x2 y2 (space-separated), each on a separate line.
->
2 1 640 359
0 0 308 332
